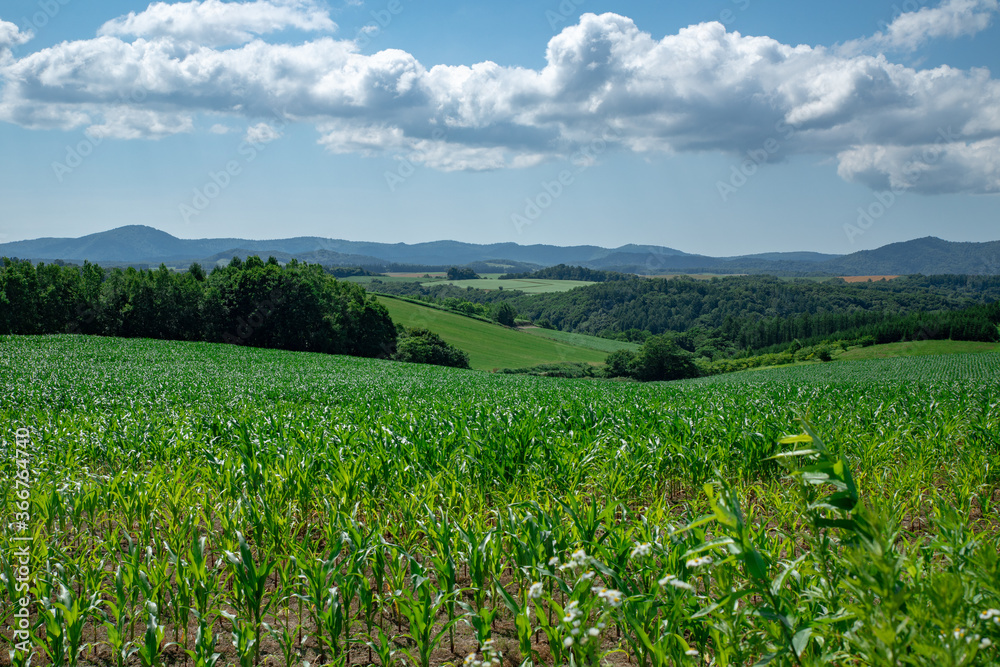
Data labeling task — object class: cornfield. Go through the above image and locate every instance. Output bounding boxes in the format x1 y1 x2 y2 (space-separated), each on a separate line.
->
1 335 998 666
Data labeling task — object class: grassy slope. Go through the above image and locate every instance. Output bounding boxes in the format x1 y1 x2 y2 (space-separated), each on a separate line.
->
376 295 608 370
838 339 1000 360
420 274 596 293
520 327 641 354
344 274 595 294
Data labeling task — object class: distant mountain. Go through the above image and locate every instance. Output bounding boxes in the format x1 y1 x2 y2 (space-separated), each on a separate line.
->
821 237 1000 275
0 225 693 268
1 226 998 276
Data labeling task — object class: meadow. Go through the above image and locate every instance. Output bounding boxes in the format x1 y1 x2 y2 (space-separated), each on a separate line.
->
0 335 998 667
343 275 595 295
374 297 608 370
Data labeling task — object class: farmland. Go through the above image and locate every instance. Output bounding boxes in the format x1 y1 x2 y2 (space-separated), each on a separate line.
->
1 335 999 666
837 339 1000 360
375 296 608 370
345 275 596 294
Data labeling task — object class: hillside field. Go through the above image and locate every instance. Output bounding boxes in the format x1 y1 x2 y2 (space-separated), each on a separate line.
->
1 335 998 666
345 274 595 293
376 295 608 369
838 338 1000 360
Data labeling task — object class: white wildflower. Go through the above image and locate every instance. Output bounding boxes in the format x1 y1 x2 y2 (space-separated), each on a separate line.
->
685 648 699 656
631 542 652 558
598 587 623 607
529 581 544 599
563 636 574 648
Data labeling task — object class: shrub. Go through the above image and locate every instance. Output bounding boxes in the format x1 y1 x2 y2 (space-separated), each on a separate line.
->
392 328 471 369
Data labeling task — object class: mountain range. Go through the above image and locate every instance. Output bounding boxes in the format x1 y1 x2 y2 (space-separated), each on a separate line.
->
1 226 998 276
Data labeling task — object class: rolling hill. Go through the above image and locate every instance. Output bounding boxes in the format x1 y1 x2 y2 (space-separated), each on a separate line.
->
2 226 999 276
375 296 609 370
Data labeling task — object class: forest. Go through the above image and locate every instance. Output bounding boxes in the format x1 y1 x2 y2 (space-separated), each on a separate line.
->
370 273 1000 357
0 256 397 358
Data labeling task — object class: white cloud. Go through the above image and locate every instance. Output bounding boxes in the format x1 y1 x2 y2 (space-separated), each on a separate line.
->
838 139 1000 194
85 108 194 139
245 122 282 144
98 0 336 46
843 0 999 53
0 20 33 65
881 0 998 50
209 123 232 133
0 20 33 50
1 8 1000 192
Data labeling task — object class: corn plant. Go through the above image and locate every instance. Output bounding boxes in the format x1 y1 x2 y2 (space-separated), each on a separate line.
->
224 532 276 666
394 578 464 667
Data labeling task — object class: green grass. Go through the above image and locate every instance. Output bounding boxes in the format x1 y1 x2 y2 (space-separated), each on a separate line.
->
376 295 608 370
520 326 641 353
340 275 429 284
343 274 595 294
421 273 595 293
838 339 1000 360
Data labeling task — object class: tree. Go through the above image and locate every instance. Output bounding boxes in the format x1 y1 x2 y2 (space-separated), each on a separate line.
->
604 349 637 379
393 328 470 369
493 302 517 327
446 267 480 280
630 334 700 382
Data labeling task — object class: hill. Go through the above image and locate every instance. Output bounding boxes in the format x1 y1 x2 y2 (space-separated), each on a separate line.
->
4 226 1000 276
837 339 1000 360
375 295 608 370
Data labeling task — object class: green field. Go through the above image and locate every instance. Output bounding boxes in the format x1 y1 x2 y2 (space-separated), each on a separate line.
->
1 336 998 666
838 338 1000 360
343 274 596 294
520 326 641 353
422 274 596 293
376 295 608 369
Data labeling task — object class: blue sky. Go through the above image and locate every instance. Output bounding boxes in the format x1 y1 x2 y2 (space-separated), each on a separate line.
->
0 0 998 256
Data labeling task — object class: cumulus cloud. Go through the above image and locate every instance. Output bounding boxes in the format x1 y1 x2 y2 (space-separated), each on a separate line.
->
86 108 194 139
98 0 336 46
0 20 33 66
1 3 999 193
0 20 33 50
879 0 998 51
245 121 282 144
842 0 999 54
838 139 1000 194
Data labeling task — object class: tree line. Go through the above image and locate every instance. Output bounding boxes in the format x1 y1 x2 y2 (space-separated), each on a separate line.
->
0 257 397 358
367 272 1000 358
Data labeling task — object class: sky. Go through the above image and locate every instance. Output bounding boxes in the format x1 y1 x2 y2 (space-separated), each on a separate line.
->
0 0 998 256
